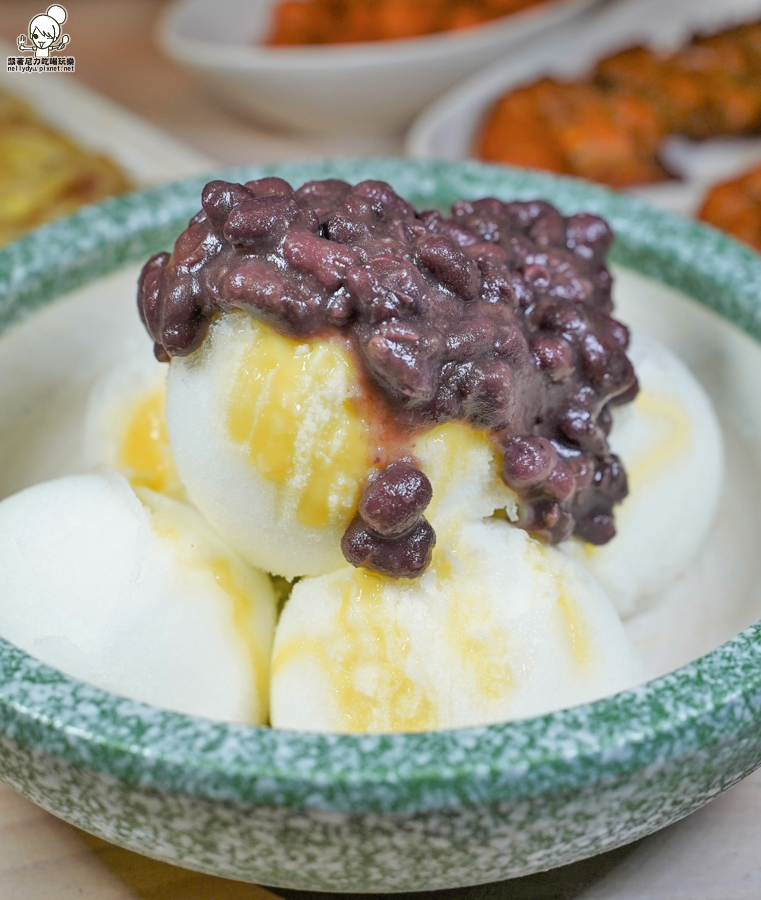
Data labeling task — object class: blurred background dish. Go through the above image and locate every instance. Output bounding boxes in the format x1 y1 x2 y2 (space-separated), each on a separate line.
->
158 0 599 135
698 164 761 251
0 88 131 248
0 43 211 187
265 0 563 45
0 40 210 246
407 0 761 218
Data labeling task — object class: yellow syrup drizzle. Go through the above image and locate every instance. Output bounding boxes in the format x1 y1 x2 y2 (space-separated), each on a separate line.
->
577 389 692 559
626 390 693 493
418 424 494 503
119 383 182 497
272 568 438 733
207 557 270 721
438 543 513 702
536 544 591 670
139 491 270 721
226 320 371 529
555 588 591 670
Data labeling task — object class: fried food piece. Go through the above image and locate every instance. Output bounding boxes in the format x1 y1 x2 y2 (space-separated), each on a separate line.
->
598 28 761 137
542 83 667 186
265 0 552 45
0 89 131 248
479 18 761 188
734 21 761 70
595 45 665 94
664 33 761 137
595 46 703 135
477 81 570 174
596 39 761 138
477 79 668 187
699 166 761 252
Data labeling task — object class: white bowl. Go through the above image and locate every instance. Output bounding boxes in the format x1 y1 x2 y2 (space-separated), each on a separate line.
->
407 0 761 216
158 0 598 135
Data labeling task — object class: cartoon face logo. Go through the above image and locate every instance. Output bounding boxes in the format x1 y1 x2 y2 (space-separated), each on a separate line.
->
18 5 70 58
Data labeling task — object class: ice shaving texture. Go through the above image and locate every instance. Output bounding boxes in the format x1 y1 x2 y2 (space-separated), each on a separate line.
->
565 334 724 618
141 177 639 578
414 423 518 532
84 354 184 499
167 313 375 579
270 518 644 733
0 471 277 723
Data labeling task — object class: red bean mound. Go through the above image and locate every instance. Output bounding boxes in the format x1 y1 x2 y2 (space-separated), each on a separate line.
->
138 177 637 577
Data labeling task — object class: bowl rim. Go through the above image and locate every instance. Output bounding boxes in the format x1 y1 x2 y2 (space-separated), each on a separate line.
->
2 157 761 815
159 0 598 70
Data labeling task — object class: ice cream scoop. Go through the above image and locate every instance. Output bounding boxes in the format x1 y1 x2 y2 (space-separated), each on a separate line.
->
167 312 521 580
564 333 724 618
85 353 184 499
0 470 277 723
162 301 721 617
167 312 375 579
270 518 644 733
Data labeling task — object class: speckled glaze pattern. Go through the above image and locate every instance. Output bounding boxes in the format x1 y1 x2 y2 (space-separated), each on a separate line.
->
2 159 761 892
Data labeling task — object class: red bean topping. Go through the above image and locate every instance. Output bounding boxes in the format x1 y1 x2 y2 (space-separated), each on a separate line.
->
565 213 614 265
138 177 639 575
341 515 436 580
223 196 319 250
359 461 433 538
529 208 567 248
201 181 253 231
359 321 444 404
530 335 575 383
244 176 295 198
502 436 558 490
283 232 360 291
414 234 481 301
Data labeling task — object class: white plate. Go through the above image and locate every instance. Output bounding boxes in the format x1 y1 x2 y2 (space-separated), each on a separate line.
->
159 0 599 135
407 0 761 216
0 40 212 187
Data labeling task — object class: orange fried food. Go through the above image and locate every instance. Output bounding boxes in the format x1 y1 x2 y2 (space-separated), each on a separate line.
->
266 0 552 45
542 83 667 186
595 46 665 94
658 31 761 137
478 18 761 189
595 46 708 137
597 30 761 137
699 166 761 252
478 81 570 175
477 79 668 187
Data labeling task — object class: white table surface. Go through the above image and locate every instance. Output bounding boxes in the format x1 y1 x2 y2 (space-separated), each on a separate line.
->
1 1 760 897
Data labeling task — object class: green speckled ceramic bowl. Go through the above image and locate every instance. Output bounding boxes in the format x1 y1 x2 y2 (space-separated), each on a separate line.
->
2 159 761 893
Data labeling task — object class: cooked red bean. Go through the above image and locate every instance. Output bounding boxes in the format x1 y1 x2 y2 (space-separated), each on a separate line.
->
138 178 637 574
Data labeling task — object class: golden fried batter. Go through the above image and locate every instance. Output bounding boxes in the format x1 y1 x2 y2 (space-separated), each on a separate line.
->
0 89 131 247
699 166 761 252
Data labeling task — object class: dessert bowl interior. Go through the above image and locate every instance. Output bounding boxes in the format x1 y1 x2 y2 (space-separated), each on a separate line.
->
158 0 598 134
2 159 761 892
